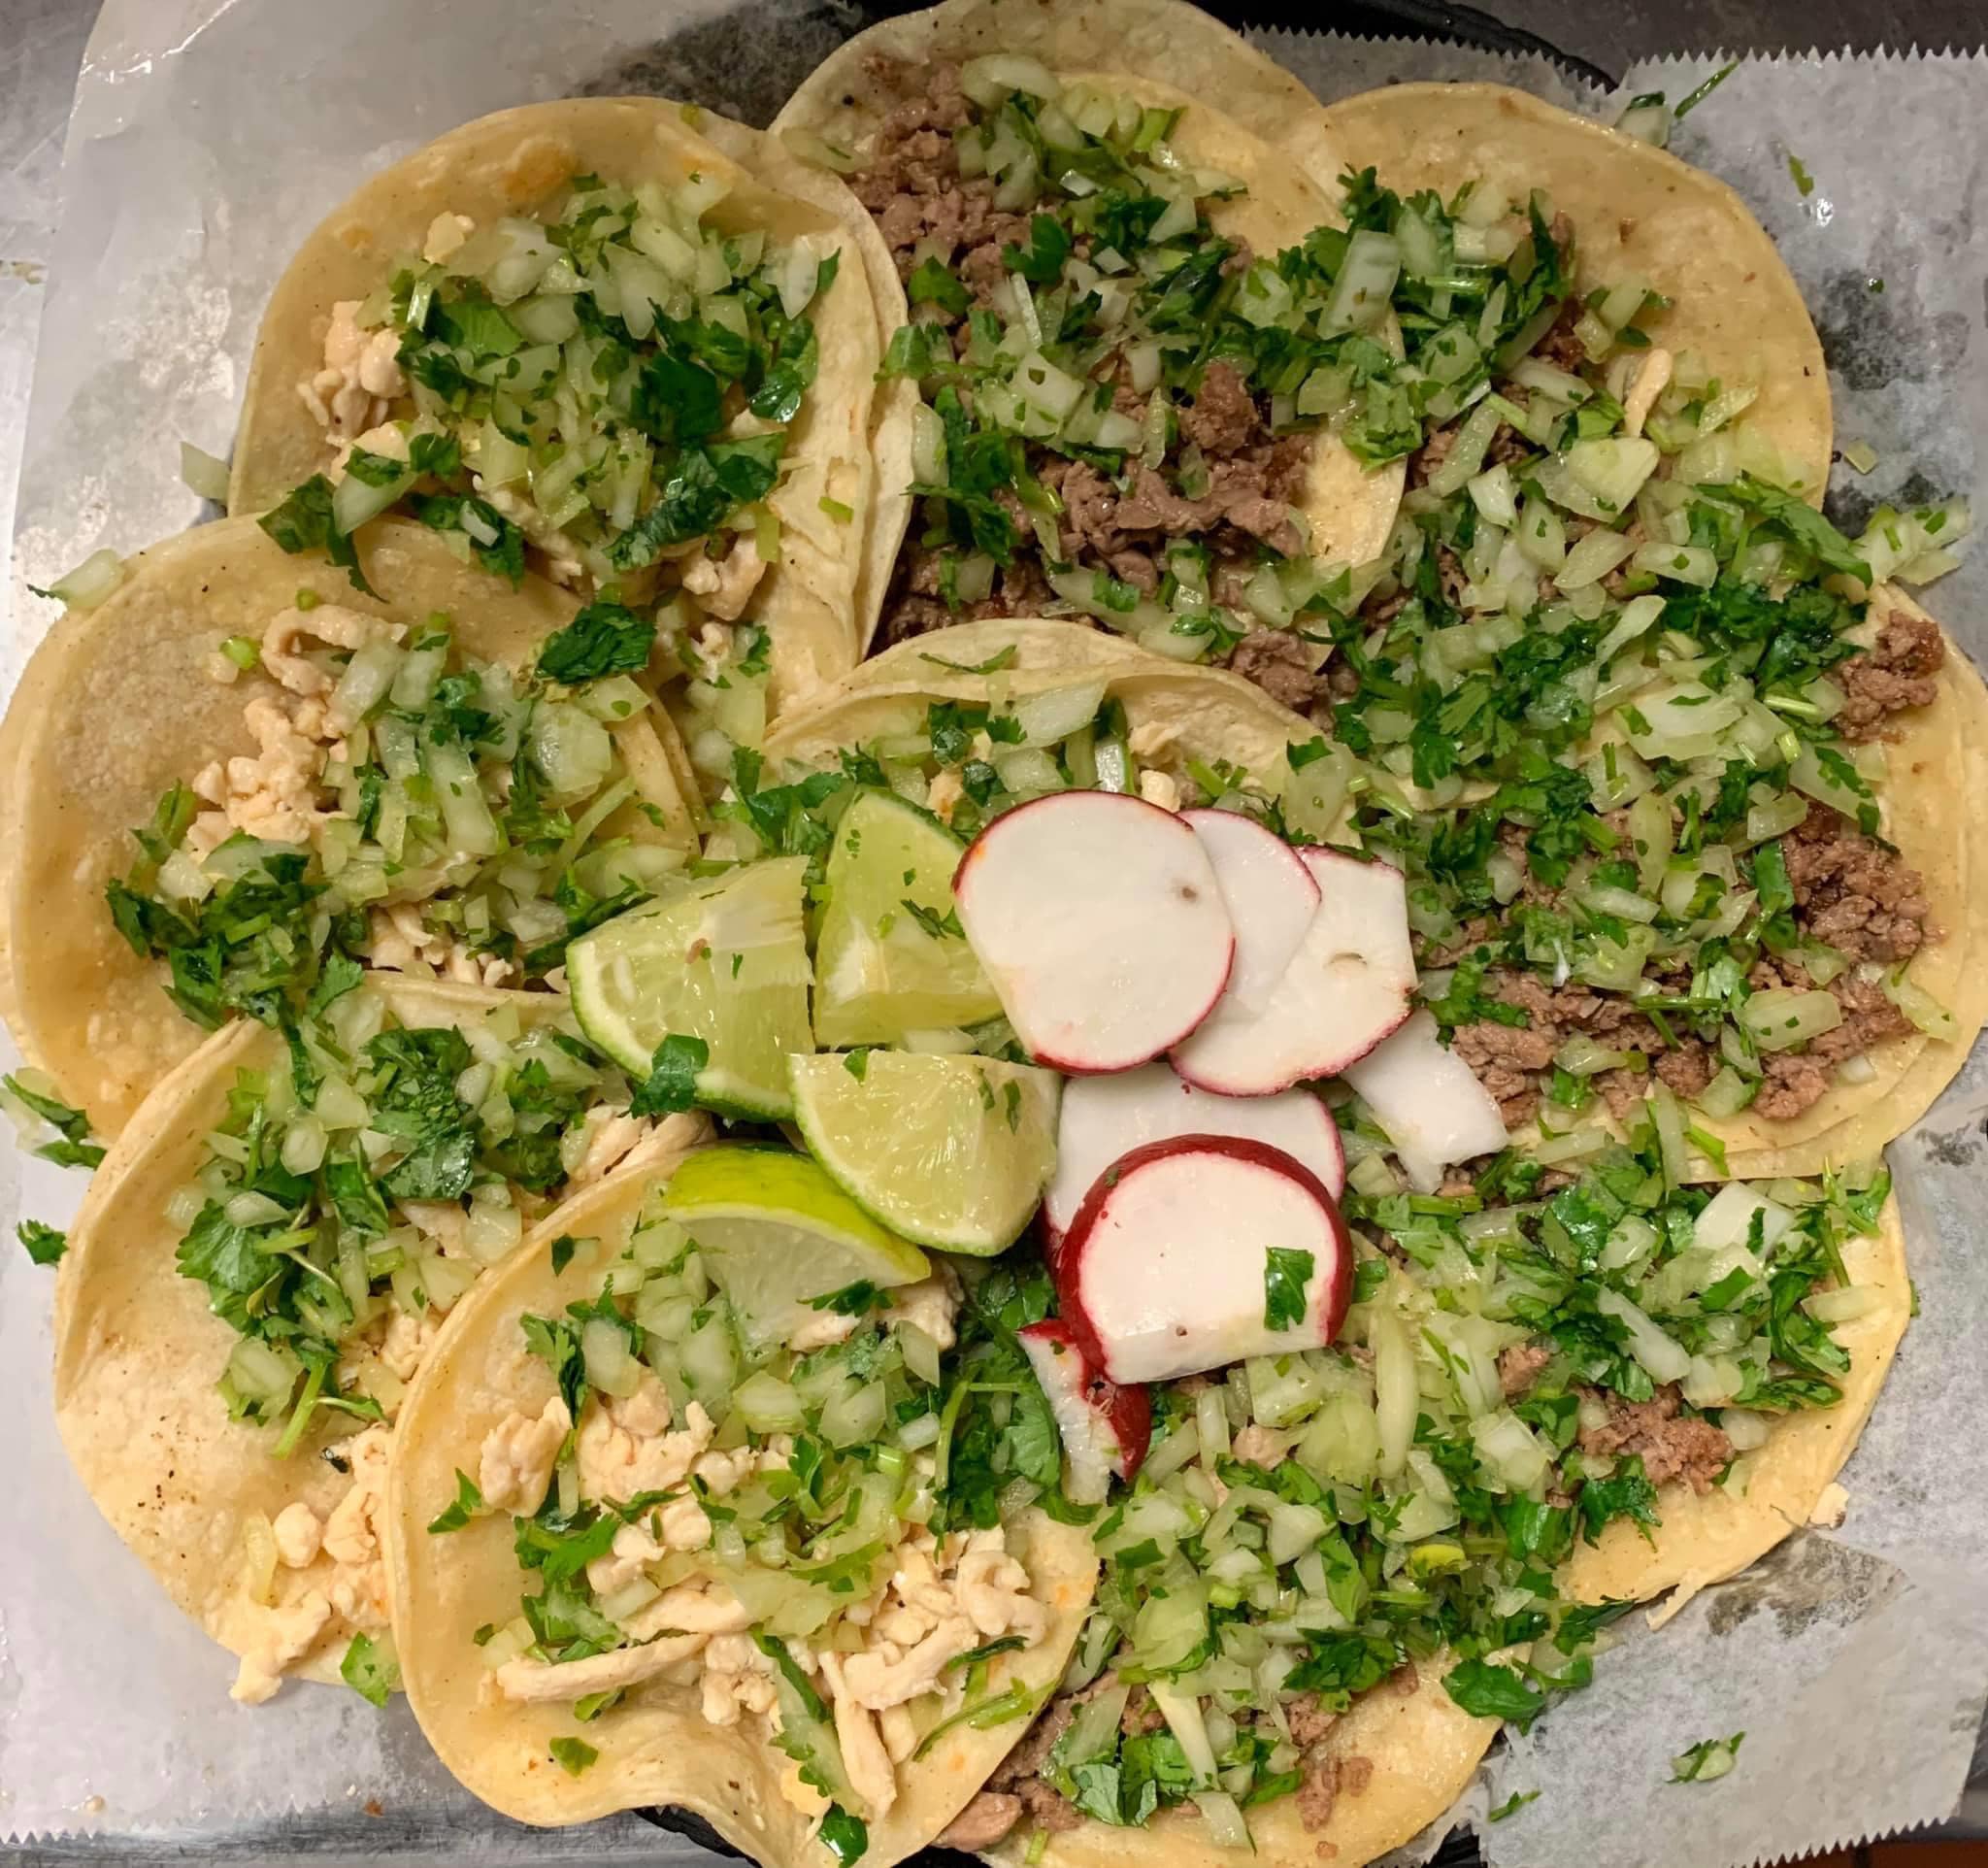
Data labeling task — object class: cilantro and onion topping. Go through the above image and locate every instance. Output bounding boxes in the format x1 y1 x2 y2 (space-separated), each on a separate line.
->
266 171 839 599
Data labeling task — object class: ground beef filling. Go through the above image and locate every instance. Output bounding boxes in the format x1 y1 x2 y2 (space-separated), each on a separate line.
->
1836 601 1945 742
850 53 1322 702
1440 802 1934 1124
1577 1383 1734 1493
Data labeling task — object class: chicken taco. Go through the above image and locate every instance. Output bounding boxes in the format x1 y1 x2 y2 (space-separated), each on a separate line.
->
384 1148 1099 1850
51 973 708 1704
3 517 708 1136
230 97 899 708
775 12 1439 667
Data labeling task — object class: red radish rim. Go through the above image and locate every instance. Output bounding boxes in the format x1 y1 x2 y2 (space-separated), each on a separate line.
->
1053 1131 1356 1374
1018 1317 1153 1484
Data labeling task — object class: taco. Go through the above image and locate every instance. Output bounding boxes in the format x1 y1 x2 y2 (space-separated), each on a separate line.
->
775 7 1448 671
2 516 706 1136
384 1149 1099 1850
1312 83 1834 503
51 972 707 1703
229 97 900 708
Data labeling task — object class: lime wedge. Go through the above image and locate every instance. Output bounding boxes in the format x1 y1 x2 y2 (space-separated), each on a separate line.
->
567 857 813 1119
812 790 1002 1048
660 1146 930 1348
788 1051 1061 1254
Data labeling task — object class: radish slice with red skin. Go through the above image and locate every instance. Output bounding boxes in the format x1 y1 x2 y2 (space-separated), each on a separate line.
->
1043 1063 1345 1249
1181 808 1318 1014
1056 1134 1353 1386
953 791 1235 1073
1017 1318 1151 1503
1339 1010 1508 1193
1173 850 1415 1096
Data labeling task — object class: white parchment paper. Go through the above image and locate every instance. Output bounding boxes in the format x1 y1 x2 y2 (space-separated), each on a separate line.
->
4 6 1987 1861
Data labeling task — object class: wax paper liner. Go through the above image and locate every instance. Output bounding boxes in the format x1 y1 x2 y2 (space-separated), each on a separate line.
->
5 8 1988 1861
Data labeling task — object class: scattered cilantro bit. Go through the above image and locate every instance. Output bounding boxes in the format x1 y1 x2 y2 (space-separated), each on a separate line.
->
549 1233 581 1276
3 1074 105 1170
817 1806 868 1865
844 1049 871 1081
1670 1732 1744 1784
1442 1658 1545 1726
258 476 375 594
535 600 656 684
1786 152 1814 196
900 898 964 942
808 1281 890 1317
426 1469 485 1534
549 1736 600 1778
17 1219 66 1267
919 644 1019 676
629 1034 710 1116
1488 1789 1541 1822
340 1631 401 1707
1262 1247 1315 1331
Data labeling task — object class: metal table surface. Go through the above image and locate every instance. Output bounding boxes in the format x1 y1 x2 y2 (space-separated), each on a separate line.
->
1 0 1984 1853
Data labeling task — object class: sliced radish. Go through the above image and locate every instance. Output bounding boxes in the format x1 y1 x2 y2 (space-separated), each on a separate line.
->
1058 1135 1352 1385
953 791 1234 1073
1043 1063 1345 1249
1173 850 1415 1096
1018 1318 1152 1504
1182 809 1319 1013
1339 1010 1508 1193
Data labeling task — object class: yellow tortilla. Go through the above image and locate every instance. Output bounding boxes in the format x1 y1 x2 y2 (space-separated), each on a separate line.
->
1692 588 1988 1178
0 516 685 1138
766 617 1313 784
50 977 696 1686
988 1659 1496 1868
1311 83 1833 502
775 30 1408 584
385 1163 1100 1844
1563 1194 1910 1618
228 98 886 709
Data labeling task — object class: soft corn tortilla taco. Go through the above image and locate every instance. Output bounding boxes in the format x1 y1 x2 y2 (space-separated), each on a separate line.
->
1561 1194 1910 1619
1311 83 1833 502
230 97 894 707
52 974 705 1701
2 517 704 1137
775 16 1414 654
385 1160 1099 1847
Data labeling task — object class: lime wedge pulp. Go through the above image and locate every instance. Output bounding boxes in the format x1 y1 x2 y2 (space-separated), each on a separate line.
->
789 1051 1061 1254
659 1146 930 1348
812 789 1002 1048
567 857 813 1119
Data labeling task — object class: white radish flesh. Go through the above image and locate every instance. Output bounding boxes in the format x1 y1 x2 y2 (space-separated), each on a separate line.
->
1173 850 1416 1095
1181 808 1319 1013
953 791 1234 1073
1338 1011 1508 1192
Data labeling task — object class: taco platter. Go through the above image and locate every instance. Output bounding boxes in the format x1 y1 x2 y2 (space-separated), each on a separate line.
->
4 3 1982 1865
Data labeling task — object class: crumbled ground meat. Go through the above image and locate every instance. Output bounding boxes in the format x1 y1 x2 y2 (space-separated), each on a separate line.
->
1179 360 1263 456
1297 1754 1375 1833
1782 805 1932 963
1752 959 1915 1119
1532 294 1586 371
1499 1343 1553 1399
939 1792 1025 1850
1449 1007 1560 1126
1225 628 1331 712
1285 1691 1338 1748
850 57 1317 645
1578 1384 1733 1492
1837 601 1945 741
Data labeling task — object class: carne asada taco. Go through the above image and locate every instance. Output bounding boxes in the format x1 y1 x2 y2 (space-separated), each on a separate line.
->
776 24 1444 663
385 1150 1099 1847
1312 83 1834 505
51 973 707 1703
230 97 895 707
3 517 705 1136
